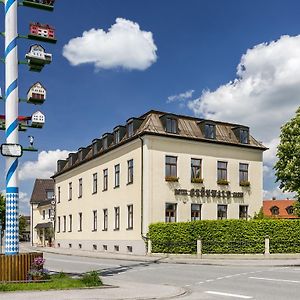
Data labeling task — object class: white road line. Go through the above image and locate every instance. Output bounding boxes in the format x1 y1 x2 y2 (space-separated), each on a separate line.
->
249 276 300 284
205 291 253 299
206 279 215 282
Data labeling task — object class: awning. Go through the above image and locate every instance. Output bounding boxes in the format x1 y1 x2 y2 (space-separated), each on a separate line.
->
34 222 53 229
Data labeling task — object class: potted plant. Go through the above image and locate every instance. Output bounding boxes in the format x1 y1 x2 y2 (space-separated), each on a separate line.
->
240 180 250 187
191 178 204 183
28 257 50 281
217 179 229 185
165 176 179 182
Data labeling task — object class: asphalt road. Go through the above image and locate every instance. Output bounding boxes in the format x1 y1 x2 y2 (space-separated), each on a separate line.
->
44 252 300 299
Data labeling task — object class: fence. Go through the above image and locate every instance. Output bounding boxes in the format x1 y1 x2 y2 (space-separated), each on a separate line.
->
148 236 300 256
0 252 43 282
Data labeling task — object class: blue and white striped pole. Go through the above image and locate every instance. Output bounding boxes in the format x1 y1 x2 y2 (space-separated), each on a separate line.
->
4 0 19 255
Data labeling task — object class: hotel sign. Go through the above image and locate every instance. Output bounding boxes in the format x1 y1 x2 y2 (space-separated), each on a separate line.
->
175 187 243 198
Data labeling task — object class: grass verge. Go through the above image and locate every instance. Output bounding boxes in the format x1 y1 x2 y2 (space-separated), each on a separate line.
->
0 271 103 292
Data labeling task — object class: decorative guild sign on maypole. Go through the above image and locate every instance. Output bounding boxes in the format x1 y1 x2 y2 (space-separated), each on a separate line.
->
1 0 56 256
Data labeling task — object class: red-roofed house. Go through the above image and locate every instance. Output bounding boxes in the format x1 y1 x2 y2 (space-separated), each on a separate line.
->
263 199 299 219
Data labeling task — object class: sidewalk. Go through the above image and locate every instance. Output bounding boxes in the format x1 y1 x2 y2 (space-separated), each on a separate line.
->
21 243 300 267
0 280 186 300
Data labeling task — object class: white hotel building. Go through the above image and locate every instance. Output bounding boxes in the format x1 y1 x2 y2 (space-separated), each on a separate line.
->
53 110 266 255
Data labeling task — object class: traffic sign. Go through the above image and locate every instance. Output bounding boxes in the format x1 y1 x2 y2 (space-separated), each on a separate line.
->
0 144 23 157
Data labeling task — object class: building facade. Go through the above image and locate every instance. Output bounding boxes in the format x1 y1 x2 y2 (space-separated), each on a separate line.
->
30 179 55 246
53 110 266 255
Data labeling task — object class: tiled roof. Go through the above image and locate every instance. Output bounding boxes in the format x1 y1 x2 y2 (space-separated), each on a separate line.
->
263 199 298 219
53 110 267 178
30 179 54 204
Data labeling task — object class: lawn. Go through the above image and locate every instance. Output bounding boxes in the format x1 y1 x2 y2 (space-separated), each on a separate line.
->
0 271 103 292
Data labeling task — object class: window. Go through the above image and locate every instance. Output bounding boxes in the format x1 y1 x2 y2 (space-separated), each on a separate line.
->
48 209 51 219
217 205 227 220
57 216 60 233
128 159 133 184
93 173 97 194
270 206 279 216
191 204 201 221
103 209 108 231
93 210 97 231
114 207 120 230
165 156 177 178
217 161 228 181
114 129 120 144
103 137 108 150
166 118 177 134
204 123 215 139
57 187 60 203
114 164 120 188
165 203 177 222
68 182 72 200
127 121 134 137
103 169 108 191
286 206 294 215
239 205 248 220
240 128 249 144
42 210 45 220
239 163 249 183
78 212 82 232
46 190 54 199
69 214 72 232
127 205 133 229
78 178 82 198
63 215 66 232
191 158 202 180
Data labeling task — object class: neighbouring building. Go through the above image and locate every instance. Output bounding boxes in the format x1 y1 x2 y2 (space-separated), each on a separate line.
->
263 199 298 219
19 216 30 242
53 110 267 255
30 179 55 246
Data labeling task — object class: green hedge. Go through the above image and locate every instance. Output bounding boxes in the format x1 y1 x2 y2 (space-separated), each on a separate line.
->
148 219 300 254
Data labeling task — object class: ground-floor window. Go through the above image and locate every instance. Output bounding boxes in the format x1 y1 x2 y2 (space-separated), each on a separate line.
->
127 205 133 229
165 203 177 222
217 204 227 220
239 205 248 220
191 204 201 221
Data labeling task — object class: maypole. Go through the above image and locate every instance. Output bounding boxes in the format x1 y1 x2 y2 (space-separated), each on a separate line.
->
4 0 19 255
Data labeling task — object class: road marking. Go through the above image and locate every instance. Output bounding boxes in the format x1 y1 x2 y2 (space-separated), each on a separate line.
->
249 276 300 284
206 279 215 282
205 291 253 299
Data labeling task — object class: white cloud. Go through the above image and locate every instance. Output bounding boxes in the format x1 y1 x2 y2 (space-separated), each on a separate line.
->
188 35 300 197
167 89 195 103
188 35 300 143
263 187 295 200
63 18 157 71
19 150 71 181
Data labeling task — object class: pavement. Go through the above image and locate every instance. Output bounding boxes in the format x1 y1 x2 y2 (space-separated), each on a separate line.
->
21 243 300 267
0 280 187 300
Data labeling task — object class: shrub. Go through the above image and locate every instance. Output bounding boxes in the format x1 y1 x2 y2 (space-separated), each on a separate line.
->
81 271 102 287
148 219 300 254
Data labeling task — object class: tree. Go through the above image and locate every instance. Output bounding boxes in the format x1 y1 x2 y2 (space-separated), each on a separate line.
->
19 215 27 238
293 200 300 217
274 107 300 200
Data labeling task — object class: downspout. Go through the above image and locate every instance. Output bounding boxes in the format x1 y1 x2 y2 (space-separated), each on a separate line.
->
138 136 144 240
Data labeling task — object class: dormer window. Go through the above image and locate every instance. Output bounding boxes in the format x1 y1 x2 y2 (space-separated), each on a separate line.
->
204 123 216 139
114 129 120 144
286 206 294 215
127 121 134 138
270 206 279 216
166 118 177 134
240 128 249 144
103 137 108 150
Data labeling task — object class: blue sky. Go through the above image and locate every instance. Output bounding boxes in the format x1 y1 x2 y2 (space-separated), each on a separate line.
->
0 0 299 214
